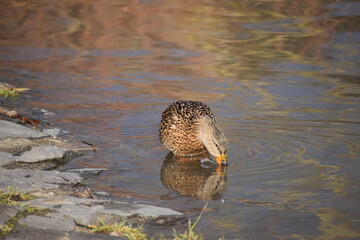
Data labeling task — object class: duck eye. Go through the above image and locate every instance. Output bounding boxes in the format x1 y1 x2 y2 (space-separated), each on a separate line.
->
212 140 219 149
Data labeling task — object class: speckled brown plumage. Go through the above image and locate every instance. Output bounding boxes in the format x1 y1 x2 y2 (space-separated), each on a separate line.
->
159 101 217 157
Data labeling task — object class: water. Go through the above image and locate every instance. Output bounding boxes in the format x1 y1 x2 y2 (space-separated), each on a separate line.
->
1 0 359 239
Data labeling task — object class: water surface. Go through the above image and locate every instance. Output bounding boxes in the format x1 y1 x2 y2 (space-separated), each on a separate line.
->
0 0 359 239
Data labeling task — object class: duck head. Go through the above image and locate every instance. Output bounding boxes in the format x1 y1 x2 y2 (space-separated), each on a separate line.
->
199 116 228 166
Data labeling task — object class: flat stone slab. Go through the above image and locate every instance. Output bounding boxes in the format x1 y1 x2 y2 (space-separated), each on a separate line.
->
101 202 184 218
41 128 61 137
25 196 183 226
16 145 66 163
18 215 75 231
94 191 110 196
0 204 23 226
68 231 127 240
25 196 111 225
7 222 126 240
52 203 104 225
0 120 48 140
8 225 68 240
26 195 109 206
0 168 82 193
67 168 107 174
0 151 16 166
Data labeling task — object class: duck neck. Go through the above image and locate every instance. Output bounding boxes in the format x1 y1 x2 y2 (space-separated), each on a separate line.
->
199 116 217 148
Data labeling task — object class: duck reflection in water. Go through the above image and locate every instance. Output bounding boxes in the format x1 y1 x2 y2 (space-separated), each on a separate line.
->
160 152 227 200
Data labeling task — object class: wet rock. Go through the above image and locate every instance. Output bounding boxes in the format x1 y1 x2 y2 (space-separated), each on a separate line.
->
16 145 66 163
25 196 109 225
26 196 109 207
53 204 103 225
69 231 126 240
0 120 48 140
24 195 183 226
72 188 94 198
0 168 82 193
152 216 187 226
18 215 75 231
0 119 184 239
67 168 107 174
4 147 82 170
1 145 71 170
100 202 183 218
8 228 124 240
0 137 36 153
7 225 68 240
94 191 110 196
42 128 61 137
0 204 23 226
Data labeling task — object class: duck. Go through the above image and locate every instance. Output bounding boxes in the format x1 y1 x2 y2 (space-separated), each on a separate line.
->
159 101 228 166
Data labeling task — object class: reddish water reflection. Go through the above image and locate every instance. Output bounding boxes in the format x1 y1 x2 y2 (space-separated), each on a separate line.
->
1 0 359 239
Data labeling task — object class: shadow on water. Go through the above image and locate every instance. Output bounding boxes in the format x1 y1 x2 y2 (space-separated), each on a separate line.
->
160 152 227 200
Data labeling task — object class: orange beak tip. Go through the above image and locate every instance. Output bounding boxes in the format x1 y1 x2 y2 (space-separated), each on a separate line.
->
216 155 228 167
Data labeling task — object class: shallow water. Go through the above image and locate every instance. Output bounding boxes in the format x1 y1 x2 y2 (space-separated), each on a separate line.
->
1 0 360 239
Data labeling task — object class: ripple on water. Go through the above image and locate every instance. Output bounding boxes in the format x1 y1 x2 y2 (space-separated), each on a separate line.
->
224 117 354 206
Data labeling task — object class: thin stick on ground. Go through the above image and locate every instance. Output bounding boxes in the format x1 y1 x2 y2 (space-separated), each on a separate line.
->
0 106 40 125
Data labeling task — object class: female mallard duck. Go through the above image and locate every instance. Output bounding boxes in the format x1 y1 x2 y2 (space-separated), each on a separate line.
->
159 101 228 166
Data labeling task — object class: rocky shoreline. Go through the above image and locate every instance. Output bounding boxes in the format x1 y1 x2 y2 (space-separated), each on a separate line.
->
0 119 184 240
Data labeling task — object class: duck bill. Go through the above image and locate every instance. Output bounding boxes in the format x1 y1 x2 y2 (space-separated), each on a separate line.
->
216 154 227 166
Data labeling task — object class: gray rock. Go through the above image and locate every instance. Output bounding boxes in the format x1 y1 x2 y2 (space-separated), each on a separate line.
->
7 225 67 240
0 151 16 166
0 120 48 140
18 215 75 231
0 169 82 193
42 128 61 137
26 196 109 207
4 237 25 240
16 145 66 163
94 191 110 196
25 195 182 226
130 203 183 217
51 204 102 225
25 196 110 225
0 204 23 226
67 168 107 174
100 202 183 218
69 231 126 240
10 227 124 240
